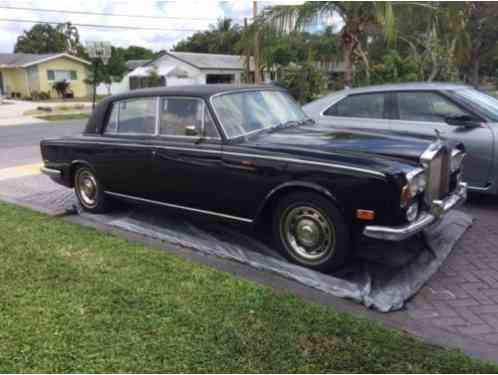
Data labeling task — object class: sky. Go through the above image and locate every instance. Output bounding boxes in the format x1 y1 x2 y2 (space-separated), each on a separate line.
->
0 0 323 54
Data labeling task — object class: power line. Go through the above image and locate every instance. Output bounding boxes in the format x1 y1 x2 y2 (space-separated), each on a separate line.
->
0 5 247 22
0 18 206 32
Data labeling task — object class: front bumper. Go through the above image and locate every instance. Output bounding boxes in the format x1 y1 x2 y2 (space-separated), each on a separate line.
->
363 182 468 241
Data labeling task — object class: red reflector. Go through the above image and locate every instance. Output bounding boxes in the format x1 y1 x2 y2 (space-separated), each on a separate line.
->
356 209 375 221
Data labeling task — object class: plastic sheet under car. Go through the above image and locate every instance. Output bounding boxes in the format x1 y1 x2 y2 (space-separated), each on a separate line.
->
73 202 472 312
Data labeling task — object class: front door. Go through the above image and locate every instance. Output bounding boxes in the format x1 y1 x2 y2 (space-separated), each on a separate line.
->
151 97 224 213
389 91 494 189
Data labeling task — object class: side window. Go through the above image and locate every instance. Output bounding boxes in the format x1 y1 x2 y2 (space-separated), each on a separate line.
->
397 92 469 122
118 98 156 135
159 98 203 137
323 94 385 119
104 104 118 134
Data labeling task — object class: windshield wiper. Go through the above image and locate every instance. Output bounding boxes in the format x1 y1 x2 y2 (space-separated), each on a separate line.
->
268 120 300 132
301 117 316 125
269 119 313 133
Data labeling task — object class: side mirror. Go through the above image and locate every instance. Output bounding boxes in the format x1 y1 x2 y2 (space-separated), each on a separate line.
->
185 125 199 136
444 115 481 128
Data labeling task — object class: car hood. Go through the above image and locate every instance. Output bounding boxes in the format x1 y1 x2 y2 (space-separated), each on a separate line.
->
243 125 433 175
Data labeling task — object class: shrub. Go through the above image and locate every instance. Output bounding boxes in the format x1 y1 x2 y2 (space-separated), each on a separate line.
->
280 62 324 104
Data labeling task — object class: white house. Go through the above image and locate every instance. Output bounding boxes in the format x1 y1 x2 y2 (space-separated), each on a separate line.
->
98 51 257 95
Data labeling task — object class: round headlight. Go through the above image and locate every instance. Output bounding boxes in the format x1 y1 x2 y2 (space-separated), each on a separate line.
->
401 168 426 207
407 170 426 196
416 173 427 192
451 150 465 173
406 201 419 222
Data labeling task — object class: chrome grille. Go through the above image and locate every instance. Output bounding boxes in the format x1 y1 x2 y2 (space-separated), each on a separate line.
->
420 142 451 205
439 147 451 197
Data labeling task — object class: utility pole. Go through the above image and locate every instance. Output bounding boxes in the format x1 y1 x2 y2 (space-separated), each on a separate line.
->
253 1 262 84
244 17 251 83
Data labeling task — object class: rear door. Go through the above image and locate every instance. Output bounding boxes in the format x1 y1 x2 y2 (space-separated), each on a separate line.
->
389 90 494 188
318 92 392 132
97 97 157 198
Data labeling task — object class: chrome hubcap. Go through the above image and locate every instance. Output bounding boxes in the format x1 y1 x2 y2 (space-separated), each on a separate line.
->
282 206 335 261
77 170 98 207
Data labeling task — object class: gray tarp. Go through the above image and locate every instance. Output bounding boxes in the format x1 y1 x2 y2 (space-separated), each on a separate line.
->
73 203 472 312
0 175 472 312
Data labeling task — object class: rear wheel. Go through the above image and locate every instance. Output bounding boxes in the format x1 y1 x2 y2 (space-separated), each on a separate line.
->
273 192 350 272
74 166 111 213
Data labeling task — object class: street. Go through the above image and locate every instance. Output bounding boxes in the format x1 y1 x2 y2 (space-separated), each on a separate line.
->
0 120 85 169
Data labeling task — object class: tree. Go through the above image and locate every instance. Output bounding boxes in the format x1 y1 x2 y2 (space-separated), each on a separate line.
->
15 24 68 54
145 67 163 87
173 18 242 55
56 22 84 56
14 22 84 56
85 47 127 90
117 46 156 61
261 2 396 87
280 61 324 103
450 2 498 86
368 50 419 85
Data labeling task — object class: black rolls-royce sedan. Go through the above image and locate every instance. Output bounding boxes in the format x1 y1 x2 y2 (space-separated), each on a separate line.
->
41 85 467 271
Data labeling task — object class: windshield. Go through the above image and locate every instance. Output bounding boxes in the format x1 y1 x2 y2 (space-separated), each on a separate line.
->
211 90 309 138
450 88 498 121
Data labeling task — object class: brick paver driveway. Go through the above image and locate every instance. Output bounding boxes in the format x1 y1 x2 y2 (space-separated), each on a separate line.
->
404 193 498 346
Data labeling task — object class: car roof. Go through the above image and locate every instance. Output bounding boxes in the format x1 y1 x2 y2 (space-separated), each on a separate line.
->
84 84 286 135
341 82 471 95
303 82 474 116
106 84 283 102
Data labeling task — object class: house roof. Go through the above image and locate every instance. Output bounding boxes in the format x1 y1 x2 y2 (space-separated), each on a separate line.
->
160 51 252 71
0 52 90 68
125 59 151 71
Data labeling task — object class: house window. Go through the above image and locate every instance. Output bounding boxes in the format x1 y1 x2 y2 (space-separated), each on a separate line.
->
47 70 78 81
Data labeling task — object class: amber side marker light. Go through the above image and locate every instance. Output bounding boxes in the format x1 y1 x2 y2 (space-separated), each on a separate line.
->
356 209 375 221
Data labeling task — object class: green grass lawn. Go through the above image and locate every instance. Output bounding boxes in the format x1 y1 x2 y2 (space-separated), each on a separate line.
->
35 113 90 121
0 202 495 373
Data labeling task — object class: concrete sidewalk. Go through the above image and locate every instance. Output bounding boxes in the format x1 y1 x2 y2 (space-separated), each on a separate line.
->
0 100 46 126
0 99 91 126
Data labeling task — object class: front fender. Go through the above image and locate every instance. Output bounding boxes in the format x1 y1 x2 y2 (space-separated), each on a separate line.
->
254 180 341 222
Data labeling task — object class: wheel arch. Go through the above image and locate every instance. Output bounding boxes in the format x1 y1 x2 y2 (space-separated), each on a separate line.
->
254 181 342 228
68 160 94 187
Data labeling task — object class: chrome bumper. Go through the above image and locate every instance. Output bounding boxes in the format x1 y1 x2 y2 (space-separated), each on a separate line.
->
40 166 62 178
363 182 467 241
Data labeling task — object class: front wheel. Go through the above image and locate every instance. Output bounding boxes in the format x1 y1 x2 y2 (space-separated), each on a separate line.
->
273 192 350 272
74 166 111 213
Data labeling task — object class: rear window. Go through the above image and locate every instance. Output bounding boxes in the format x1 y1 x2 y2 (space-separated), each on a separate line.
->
104 98 157 135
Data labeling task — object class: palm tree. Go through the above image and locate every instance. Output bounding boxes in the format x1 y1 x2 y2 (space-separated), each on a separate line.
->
259 1 396 87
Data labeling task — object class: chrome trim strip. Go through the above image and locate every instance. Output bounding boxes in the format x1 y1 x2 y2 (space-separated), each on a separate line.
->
363 182 467 241
467 183 493 192
41 166 61 177
53 140 385 177
221 151 385 177
104 191 254 223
